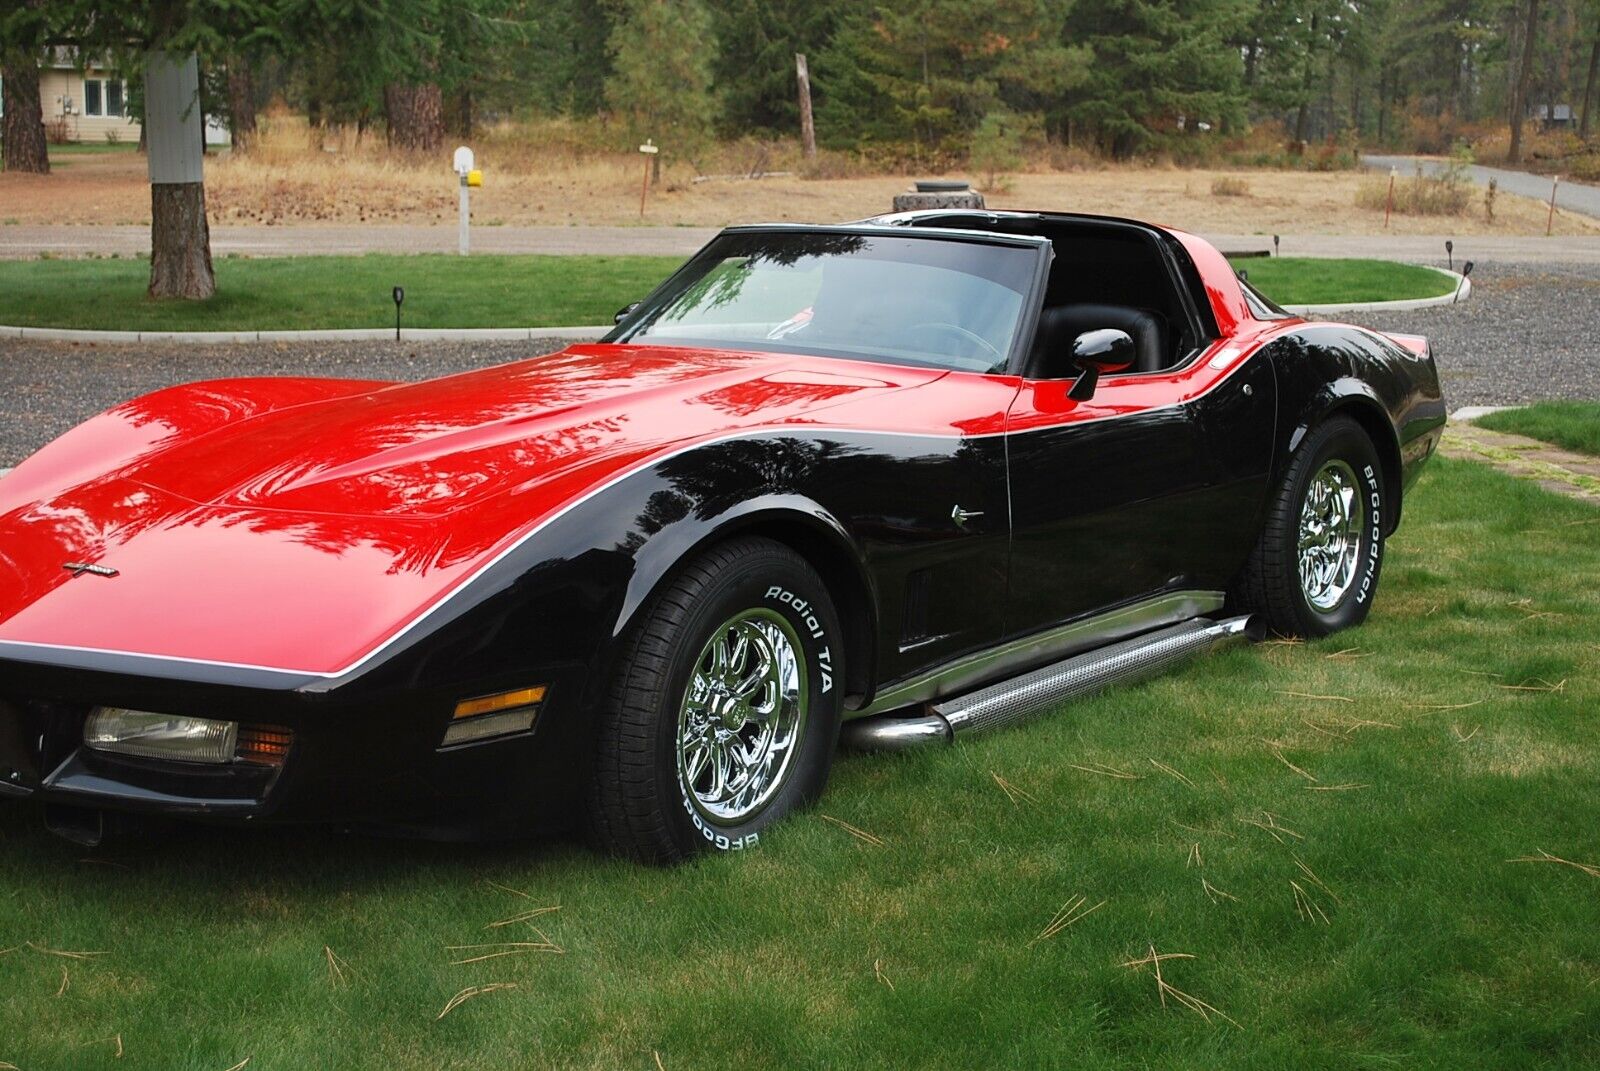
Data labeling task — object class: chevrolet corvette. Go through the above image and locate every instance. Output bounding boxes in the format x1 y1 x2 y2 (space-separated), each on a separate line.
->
0 211 1445 862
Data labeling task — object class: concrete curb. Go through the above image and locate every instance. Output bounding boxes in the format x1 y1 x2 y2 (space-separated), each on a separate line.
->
1283 266 1472 315
0 324 612 344
1451 405 1518 423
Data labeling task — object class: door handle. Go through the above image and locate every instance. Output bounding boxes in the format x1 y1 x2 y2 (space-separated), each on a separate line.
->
950 504 985 529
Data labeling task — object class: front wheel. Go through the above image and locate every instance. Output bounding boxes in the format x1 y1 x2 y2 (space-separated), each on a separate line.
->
588 537 842 864
1233 416 1386 638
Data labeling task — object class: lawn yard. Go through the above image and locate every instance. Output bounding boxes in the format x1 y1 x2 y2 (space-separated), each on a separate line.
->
1233 257 1456 305
0 254 682 331
1477 402 1600 457
0 254 1450 332
1 456 1597 1069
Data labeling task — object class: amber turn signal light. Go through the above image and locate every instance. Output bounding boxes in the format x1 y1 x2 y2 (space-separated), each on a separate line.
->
453 686 547 720
443 686 548 747
235 725 294 766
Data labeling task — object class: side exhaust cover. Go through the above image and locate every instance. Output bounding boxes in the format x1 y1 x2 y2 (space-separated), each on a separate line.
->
842 615 1253 751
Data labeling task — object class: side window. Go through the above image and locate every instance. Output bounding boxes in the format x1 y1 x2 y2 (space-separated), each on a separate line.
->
84 79 103 117
108 80 125 118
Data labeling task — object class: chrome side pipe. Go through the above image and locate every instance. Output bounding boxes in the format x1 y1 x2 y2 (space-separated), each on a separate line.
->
840 615 1254 752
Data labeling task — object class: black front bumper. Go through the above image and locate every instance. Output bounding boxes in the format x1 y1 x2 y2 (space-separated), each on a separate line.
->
0 658 596 839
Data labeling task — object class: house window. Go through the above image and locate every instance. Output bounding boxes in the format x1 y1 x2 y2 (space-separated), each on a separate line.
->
107 80 124 118
84 78 103 117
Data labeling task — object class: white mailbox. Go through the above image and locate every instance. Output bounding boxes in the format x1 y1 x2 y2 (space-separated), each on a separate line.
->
453 145 475 177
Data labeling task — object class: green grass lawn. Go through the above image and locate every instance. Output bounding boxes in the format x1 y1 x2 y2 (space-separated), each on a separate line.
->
1233 256 1457 305
2 456 1598 1069
0 255 683 331
0 254 1452 332
1477 402 1600 457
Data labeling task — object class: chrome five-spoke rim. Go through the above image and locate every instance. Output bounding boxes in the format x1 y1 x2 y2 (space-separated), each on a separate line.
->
676 608 808 824
1298 459 1364 611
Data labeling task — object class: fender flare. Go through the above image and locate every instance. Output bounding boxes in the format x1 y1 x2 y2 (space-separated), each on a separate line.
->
1281 378 1405 533
610 494 880 702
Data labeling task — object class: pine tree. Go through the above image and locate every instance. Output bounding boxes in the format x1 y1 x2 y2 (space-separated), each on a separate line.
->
606 0 719 157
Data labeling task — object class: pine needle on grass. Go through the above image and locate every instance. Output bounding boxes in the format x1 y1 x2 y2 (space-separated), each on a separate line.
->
1293 856 1342 904
436 983 517 1021
1495 678 1567 693
1238 811 1304 842
873 958 896 991
1121 945 1240 1028
1291 880 1331 924
1508 849 1600 879
1279 690 1354 703
1202 878 1240 903
1187 843 1203 868
1069 762 1141 780
447 931 564 964
325 946 351 988
990 771 1039 807
56 965 68 997
25 941 108 960
486 905 560 929
818 814 886 847
222 1060 251 1071
1149 758 1196 787
1271 748 1318 782
1307 783 1370 791
1028 894 1106 947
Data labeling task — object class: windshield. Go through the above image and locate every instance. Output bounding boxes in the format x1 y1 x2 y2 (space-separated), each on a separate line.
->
608 230 1039 373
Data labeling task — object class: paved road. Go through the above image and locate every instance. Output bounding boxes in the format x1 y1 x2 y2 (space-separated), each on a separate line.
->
1363 154 1600 220
0 260 1595 467
5 222 1599 264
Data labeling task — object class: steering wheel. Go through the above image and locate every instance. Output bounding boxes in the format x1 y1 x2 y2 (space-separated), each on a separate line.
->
903 322 1003 367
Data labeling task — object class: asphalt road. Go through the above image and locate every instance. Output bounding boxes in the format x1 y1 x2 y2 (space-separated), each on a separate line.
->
0 260 1595 469
4 223 1600 263
1362 154 1600 220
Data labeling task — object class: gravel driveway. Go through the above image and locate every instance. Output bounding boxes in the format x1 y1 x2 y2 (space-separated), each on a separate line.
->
0 261 1596 467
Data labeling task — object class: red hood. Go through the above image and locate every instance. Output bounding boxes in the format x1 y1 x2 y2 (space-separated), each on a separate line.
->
0 344 943 674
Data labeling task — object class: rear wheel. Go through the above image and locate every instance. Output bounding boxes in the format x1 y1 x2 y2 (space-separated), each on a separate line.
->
588 537 842 864
1233 417 1386 638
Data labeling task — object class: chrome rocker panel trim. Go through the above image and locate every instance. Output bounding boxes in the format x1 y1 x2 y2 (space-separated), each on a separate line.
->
842 614 1254 751
846 589 1226 721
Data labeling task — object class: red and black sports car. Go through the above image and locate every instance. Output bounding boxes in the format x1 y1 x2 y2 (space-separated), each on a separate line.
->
0 211 1444 861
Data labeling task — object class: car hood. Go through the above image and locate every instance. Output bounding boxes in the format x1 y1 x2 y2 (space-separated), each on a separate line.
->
0 344 939 675
111 344 936 518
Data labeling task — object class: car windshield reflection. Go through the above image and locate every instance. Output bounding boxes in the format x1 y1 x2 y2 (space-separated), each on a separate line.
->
609 230 1038 374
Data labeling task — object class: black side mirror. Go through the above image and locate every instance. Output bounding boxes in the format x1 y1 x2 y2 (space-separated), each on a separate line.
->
614 302 641 326
1067 329 1134 401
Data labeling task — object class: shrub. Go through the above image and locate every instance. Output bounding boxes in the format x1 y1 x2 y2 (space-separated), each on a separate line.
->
1356 150 1472 218
1210 175 1250 197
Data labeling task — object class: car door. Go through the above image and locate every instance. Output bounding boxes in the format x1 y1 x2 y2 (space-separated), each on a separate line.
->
1002 350 1277 638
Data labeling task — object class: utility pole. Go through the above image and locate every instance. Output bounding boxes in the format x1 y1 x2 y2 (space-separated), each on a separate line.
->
795 53 817 160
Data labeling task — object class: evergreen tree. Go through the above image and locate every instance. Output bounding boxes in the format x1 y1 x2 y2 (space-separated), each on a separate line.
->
605 0 719 155
1063 0 1252 157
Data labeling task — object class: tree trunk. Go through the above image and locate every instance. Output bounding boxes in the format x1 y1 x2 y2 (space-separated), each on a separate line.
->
227 60 257 153
1581 27 1600 139
1507 0 1540 164
149 183 215 300
795 53 817 159
1293 14 1320 144
1 56 50 174
448 88 474 139
384 82 444 154
145 51 214 300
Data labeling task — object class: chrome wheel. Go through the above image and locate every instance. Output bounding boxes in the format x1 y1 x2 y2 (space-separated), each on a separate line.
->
676 608 808 824
1298 459 1364 611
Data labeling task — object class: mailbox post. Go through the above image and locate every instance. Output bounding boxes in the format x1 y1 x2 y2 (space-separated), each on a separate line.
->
453 146 483 256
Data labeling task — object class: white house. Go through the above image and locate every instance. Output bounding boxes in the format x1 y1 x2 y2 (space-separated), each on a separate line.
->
36 51 142 144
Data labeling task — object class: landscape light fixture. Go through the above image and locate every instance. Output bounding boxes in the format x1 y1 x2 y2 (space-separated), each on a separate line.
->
1453 261 1474 304
1445 240 1453 272
393 285 405 340
1273 235 1280 257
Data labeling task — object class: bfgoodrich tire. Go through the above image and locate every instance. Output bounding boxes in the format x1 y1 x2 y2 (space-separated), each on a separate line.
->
1233 416 1386 639
588 537 843 864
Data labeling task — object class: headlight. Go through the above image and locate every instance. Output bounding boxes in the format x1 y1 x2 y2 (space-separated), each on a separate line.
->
84 707 239 764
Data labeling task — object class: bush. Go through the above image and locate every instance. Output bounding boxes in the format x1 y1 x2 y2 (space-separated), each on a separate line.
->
1356 144 1473 217
1210 175 1250 197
